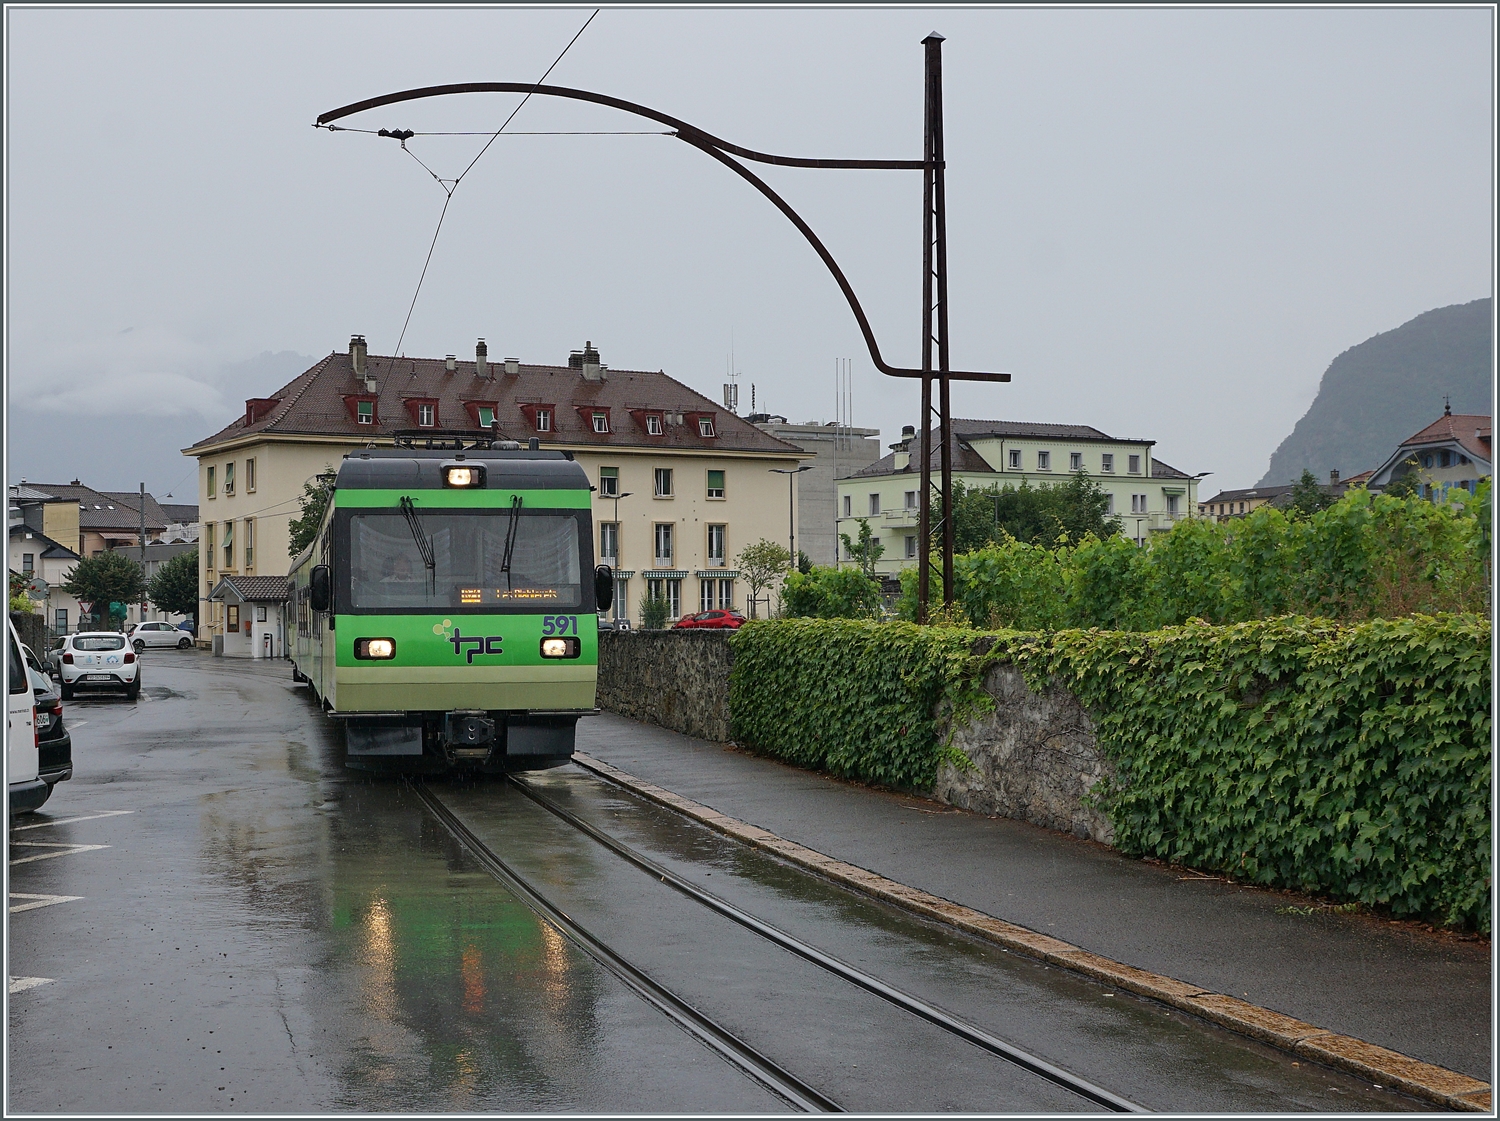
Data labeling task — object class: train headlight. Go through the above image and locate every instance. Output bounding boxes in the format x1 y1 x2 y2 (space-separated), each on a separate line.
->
442 463 486 488
354 637 397 659
540 637 580 659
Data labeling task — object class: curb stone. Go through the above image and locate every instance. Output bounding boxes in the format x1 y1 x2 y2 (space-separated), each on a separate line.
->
572 751 1491 1113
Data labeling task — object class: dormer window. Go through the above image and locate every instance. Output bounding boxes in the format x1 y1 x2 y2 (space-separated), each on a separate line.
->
536 409 551 433
592 412 610 434
477 406 495 428
418 404 435 427
647 415 663 436
357 401 374 424
698 417 715 438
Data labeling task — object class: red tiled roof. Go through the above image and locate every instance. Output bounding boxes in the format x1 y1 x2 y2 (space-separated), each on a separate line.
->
1399 413 1492 464
185 350 802 457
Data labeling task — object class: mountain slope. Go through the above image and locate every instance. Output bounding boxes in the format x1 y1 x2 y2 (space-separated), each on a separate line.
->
1257 298 1492 487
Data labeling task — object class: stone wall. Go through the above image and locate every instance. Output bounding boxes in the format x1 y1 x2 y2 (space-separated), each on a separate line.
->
10 611 47 657
597 630 734 742
935 661 1115 844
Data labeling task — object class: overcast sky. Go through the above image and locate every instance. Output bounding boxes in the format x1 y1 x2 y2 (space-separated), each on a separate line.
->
5 5 1493 502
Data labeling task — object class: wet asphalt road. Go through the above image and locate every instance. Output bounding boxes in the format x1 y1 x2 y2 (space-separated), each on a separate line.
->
7 650 1440 1112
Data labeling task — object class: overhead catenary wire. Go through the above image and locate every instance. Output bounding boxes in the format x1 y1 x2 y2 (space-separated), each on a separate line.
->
385 8 601 358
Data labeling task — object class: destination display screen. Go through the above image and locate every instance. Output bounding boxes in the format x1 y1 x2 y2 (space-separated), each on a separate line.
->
348 512 583 612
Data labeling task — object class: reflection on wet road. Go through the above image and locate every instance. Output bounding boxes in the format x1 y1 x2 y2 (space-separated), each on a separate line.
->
6 651 1440 1112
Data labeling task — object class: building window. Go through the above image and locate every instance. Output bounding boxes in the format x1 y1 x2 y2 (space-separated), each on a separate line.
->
599 466 619 496
1101 454 1114 473
1105 493 1114 515
1070 452 1082 471
700 578 716 612
226 604 240 633
224 462 236 496
207 465 216 498
54 609 68 633
905 535 917 559
647 577 681 620
223 521 234 569
21 553 33 573
842 495 852 517
478 406 495 428
646 414 663 436
868 493 881 516
257 606 268 623
717 578 734 610
244 518 255 569
654 468 674 497
698 417 715 438
1008 449 1021 469
419 403 436 427
245 458 256 492
1166 494 1180 516
654 523 674 565
600 522 619 564
1037 450 1051 470
1131 494 1147 514
535 408 551 433
904 490 917 510
206 524 215 569
592 412 610 434
707 469 725 499
1129 454 1141 473
357 400 374 424
1239 501 1246 514
613 577 629 621
707 524 726 566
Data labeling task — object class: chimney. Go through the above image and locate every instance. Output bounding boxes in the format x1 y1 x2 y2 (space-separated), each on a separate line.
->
570 340 605 381
504 358 520 376
1329 468 1340 486
351 334 369 384
445 354 456 373
891 424 917 470
901 424 916 447
475 339 488 379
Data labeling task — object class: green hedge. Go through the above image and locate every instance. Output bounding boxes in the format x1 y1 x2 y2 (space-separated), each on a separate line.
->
729 614 1492 929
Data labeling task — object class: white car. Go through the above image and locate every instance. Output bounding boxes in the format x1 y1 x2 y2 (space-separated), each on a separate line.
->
59 632 140 701
128 621 193 651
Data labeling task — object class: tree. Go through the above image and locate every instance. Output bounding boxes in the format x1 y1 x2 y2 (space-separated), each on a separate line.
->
736 539 792 618
61 551 145 630
9 571 36 614
953 472 1121 552
796 550 813 575
838 518 884 578
1285 468 1337 519
148 549 200 620
640 591 669 630
1382 460 1423 499
288 468 336 558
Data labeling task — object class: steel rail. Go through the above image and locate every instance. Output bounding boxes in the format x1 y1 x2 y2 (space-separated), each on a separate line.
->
410 781 842 1114
314 82 1009 385
510 775 1145 1114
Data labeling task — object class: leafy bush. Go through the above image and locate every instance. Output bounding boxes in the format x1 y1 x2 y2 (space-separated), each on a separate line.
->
731 614 1491 928
728 620 983 790
781 566 882 619
900 483 1490 629
641 592 669 631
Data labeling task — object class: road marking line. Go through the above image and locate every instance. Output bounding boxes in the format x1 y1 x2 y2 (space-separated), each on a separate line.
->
572 750 1493 1114
8 842 109 865
9 893 83 913
8 976 54 994
11 810 133 831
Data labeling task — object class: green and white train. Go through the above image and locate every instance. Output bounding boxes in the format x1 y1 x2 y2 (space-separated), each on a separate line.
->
288 441 613 772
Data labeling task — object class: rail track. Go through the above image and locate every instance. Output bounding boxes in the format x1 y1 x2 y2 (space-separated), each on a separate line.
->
413 775 1142 1114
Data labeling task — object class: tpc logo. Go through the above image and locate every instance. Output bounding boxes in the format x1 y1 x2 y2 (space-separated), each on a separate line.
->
433 618 503 664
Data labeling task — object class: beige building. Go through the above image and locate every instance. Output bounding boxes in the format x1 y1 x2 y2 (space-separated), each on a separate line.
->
837 419 1201 575
748 416 883 566
183 338 808 635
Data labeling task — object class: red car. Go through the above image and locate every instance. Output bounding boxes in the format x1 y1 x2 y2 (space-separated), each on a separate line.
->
672 609 747 630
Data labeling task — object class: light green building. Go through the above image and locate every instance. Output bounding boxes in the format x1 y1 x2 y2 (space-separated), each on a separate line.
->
835 419 1201 575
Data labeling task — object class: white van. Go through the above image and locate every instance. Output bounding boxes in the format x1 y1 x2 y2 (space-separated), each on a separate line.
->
8 618 47 813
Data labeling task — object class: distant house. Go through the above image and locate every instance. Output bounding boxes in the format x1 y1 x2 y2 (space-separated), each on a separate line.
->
1198 469 1350 521
6 523 82 635
208 575 289 659
1367 408 1491 500
835 418 1200 573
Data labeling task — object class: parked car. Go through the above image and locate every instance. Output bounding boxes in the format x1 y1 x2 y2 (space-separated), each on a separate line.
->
128 621 193 651
8 618 45 813
57 632 140 701
597 617 632 632
22 645 72 795
671 609 747 630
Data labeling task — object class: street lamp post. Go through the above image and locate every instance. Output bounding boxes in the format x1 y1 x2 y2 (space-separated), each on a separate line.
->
317 34 1011 625
770 466 815 568
607 491 631 567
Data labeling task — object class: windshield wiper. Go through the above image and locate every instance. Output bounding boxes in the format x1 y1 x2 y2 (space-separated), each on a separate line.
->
500 494 523 591
399 495 437 593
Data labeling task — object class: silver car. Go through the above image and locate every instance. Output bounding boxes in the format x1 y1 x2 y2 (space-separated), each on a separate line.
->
58 632 140 701
128 621 193 652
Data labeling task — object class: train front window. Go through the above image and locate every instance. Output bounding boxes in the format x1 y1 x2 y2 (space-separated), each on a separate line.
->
348 512 583 611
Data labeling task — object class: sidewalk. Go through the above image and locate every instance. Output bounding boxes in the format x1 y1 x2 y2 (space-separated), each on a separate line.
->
575 712 1491 1086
